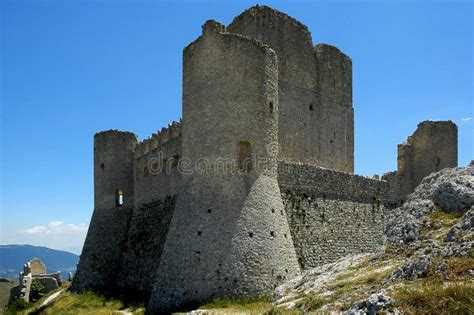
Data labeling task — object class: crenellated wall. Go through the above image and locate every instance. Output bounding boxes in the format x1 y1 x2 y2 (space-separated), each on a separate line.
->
228 5 354 173
278 161 391 269
133 121 182 206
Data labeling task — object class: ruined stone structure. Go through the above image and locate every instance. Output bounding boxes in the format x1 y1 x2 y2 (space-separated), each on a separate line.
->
10 258 62 303
396 121 458 200
72 6 458 312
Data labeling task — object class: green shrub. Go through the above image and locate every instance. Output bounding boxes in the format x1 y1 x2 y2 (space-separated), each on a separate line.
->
5 298 29 314
30 279 45 301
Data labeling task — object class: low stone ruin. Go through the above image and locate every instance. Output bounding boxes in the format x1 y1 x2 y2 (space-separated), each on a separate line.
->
10 258 62 303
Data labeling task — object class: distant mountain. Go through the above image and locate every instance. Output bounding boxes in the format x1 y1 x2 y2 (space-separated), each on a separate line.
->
0 244 79 280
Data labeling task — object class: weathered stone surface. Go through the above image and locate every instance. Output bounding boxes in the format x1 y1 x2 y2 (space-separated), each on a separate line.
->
432 181 473 213
389 255 432 281
228 5 354 173
29 258 46 275
35 277 59 292
148 26 300 313
396 121 458 199
348 292 394 314
385 164 474 244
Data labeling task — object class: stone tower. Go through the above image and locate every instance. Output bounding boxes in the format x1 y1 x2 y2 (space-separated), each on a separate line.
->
228 6 354 173
397 120 458 199
72 130 137 292
147 21 300 312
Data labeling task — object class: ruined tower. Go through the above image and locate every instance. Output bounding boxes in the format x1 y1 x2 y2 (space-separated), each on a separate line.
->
148 20 300 312
397 120 458 199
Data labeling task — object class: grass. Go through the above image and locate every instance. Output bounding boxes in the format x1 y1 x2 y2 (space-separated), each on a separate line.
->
198 297 310 314
446 257 474 278
427 211 463 224
198 297 272 314
392 280 474 314
199 298 271 313
329 267 394 291
39 291 145 315
5 286 145 315
0 278 18 311
293 292 330 312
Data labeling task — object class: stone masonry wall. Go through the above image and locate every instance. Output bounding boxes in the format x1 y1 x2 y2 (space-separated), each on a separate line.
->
278 161 389 269
133 123 182 206
116 196 176 298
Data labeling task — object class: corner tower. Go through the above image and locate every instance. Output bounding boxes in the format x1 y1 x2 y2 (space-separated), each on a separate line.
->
148 21 300 312
228 5 354 173
72 130 136 292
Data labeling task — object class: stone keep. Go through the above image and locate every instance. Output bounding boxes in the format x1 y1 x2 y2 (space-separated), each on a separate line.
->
72 5 459 312
148 21 300 311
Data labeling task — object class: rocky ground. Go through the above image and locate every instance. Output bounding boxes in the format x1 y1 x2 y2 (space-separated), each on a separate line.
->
271 163 474 314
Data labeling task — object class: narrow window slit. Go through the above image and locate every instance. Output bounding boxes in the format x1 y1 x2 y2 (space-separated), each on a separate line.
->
115 189 124 207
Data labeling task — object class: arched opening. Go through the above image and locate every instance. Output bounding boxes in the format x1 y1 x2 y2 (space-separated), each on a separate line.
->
115 189 124 207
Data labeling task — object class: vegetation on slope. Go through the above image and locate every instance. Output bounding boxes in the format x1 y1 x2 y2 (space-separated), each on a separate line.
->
4 281 145 315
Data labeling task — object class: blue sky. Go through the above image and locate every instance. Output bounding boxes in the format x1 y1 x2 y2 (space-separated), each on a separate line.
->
1 0 472 254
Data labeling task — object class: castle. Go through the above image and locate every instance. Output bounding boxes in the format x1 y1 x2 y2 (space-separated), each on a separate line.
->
72 6 458 312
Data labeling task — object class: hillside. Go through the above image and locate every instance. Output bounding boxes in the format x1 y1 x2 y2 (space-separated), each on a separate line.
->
0 245 78 280
0 278 18 312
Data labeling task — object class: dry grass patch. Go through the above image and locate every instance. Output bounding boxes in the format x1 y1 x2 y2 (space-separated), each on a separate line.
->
446 257 474 278
293 292 330 312
427 211 462 224
392 280 474 314
16 290 145 315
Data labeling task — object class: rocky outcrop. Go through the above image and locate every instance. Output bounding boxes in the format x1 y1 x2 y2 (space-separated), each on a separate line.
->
348 292 394 314
384 165 473 283
385 164 474 244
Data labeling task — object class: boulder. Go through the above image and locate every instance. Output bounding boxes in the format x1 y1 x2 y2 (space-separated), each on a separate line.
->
385 165 474 244
348 292 394 314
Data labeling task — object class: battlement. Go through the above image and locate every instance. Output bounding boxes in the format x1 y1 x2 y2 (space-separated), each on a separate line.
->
134 120 181 160
202 19 226 34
